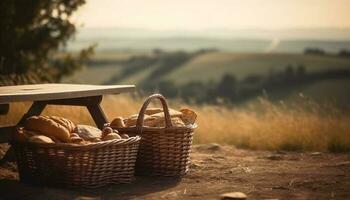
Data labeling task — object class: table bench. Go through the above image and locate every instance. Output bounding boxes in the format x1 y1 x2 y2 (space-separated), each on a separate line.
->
0 83 135 162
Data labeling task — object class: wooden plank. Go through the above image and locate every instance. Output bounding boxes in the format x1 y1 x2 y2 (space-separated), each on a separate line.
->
36 96 103 106
0 84 135 103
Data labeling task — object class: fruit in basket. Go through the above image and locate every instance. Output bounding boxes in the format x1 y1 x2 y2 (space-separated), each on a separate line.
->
74 125 102 142
24 116 73 142
102 132 122 141
110 117 125 128
120 134 129 139
29 135 54 143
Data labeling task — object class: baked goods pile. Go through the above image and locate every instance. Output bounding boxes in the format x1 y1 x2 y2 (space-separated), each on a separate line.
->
110 108 197 128
15 116 131 144
14 107 196 144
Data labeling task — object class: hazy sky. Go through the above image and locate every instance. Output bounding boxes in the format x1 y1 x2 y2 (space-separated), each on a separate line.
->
75 0 350 30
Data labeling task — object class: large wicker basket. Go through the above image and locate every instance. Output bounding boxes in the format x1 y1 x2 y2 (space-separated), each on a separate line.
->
12 135 140 188
112 94 196 176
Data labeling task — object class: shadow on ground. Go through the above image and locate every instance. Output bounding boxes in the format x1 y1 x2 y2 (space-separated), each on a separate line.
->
0 176 180 200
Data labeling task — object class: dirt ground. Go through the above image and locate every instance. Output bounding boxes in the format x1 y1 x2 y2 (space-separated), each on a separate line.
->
0 144 349 200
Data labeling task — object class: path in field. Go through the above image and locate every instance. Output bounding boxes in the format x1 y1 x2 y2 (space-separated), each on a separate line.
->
264 38 280 53
1 144 349 199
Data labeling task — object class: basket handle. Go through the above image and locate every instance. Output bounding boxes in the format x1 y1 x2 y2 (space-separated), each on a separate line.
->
136 94 173 133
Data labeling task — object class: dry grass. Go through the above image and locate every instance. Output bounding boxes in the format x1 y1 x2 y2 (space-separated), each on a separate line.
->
1 94 349 152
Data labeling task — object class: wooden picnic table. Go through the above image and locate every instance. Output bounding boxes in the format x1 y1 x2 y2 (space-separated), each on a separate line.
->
0 83 135 144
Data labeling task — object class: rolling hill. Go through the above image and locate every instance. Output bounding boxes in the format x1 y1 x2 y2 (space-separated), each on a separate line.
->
63 51 350 105
161 52 350 84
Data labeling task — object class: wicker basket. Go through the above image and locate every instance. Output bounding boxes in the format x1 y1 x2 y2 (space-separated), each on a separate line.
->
12 135 140 188
112 94 196 176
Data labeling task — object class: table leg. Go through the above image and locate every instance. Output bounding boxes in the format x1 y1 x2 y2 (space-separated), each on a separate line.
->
17 102 47 126
34 95 108 129
87 105 108 130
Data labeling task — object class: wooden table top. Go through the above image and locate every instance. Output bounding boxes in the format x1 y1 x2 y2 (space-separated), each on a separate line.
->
0 84 135 103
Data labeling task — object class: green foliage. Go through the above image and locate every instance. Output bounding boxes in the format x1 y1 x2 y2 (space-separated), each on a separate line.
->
0 0 93 85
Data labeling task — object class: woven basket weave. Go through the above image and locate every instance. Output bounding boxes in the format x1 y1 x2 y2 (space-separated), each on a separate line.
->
112 94 196 176
12 135 140 188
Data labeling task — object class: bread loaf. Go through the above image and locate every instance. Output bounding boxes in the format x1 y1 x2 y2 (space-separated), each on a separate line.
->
144 107 163 115
150 117 185 127
29 135 54 143
74 125 102 142
49 116 76 133
125 114 156 127
150 109 183 118
24 116 72 142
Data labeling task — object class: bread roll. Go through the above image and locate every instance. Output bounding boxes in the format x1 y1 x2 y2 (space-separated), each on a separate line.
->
70 133 84 144
110 117 125 128
102 127 114 137
29 135 54 143
102 133 121 141
120 134 129 139
24 116 71 142
180 108 197 125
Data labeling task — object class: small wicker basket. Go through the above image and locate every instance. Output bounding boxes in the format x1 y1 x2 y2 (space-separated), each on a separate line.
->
12 135 140 188
112 94 196 177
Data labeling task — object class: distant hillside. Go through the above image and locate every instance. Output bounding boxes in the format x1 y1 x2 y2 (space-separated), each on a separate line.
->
63 51 350 105
67 28 350 53
161 52 350 84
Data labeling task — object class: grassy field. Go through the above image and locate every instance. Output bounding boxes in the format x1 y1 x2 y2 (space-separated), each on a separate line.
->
163 52 350 84
286 79 350 105
64 51 350 86
62 51 350 104
1 94 349 152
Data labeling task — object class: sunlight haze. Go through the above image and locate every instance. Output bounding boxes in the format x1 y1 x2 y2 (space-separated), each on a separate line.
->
75 0 350 30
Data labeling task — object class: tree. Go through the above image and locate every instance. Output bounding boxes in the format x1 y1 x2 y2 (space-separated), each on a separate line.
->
284 64 295 79
296 64 306 76
304 47 326 56
0 0 93 86
216 74 237 101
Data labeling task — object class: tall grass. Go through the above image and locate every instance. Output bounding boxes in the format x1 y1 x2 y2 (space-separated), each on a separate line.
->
1 94 349 152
